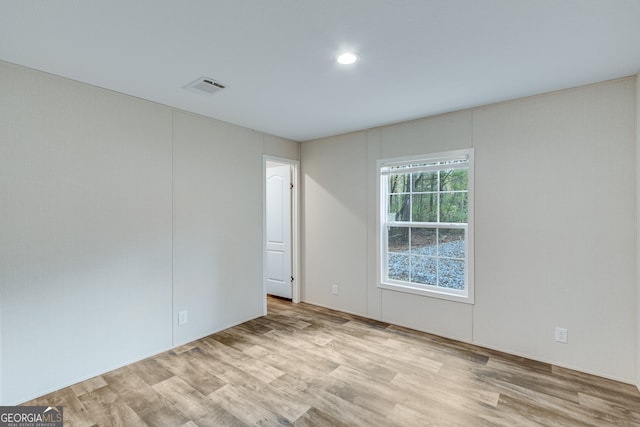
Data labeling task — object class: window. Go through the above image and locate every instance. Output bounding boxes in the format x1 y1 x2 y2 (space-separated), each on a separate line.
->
378 149 474 303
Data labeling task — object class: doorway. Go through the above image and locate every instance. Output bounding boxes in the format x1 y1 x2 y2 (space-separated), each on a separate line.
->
263 156 300 313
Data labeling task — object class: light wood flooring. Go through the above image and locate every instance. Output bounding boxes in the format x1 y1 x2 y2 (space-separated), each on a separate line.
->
26 297 640 426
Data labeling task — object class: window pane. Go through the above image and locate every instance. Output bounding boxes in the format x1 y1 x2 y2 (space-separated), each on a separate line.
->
410 228 436 256
438 259 465 289
380 150 472 301
438 229 465 259
440 169 467 191
440 192 467 223
412 194 437 222
389 194 410 221
388 227 409 252
410 255 437 286
388 253 409 281
412 171 438 192
389 174 410 194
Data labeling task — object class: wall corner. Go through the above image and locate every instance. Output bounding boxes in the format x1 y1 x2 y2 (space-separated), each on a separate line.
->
636 71 640 391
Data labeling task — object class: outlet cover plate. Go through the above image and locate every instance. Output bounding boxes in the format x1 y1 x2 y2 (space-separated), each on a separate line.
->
555 327 568 343
178 310 188 325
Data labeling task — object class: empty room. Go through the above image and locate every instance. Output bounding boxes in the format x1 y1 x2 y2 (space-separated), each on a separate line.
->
2 1 640 426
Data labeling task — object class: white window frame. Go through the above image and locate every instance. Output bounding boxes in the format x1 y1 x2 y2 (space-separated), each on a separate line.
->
377 149 474 304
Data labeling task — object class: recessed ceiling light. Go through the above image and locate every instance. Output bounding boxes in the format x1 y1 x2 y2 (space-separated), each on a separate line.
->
336 52 358 65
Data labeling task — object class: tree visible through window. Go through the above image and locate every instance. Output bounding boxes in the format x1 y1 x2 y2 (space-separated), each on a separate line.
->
379 149 474 303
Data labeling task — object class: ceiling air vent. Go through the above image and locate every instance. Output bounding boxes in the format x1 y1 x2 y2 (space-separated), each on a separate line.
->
183 76 227 96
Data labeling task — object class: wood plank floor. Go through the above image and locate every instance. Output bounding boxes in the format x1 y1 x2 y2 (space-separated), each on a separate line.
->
25 297 640 426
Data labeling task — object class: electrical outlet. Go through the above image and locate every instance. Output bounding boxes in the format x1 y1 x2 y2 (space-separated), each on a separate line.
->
331 285 338 295
178 310 188 325
555 327 568 344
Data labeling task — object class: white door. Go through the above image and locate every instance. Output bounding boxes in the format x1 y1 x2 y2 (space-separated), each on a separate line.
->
266 164 292 299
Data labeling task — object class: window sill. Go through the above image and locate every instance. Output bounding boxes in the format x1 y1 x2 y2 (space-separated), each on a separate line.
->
378 281 474 304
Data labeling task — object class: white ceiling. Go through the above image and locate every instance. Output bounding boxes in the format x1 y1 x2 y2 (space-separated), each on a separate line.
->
2 1 640 142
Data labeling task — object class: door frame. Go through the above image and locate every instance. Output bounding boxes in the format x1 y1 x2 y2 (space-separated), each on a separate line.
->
263 155 300 313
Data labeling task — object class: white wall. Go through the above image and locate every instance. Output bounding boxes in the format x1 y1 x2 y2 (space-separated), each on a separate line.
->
302 77 637 383
0 61 298 404
172 112 263 345
263 134 300 161
0 62 173 404
301 132 368 313
472 79 635 382
636 72 640 390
